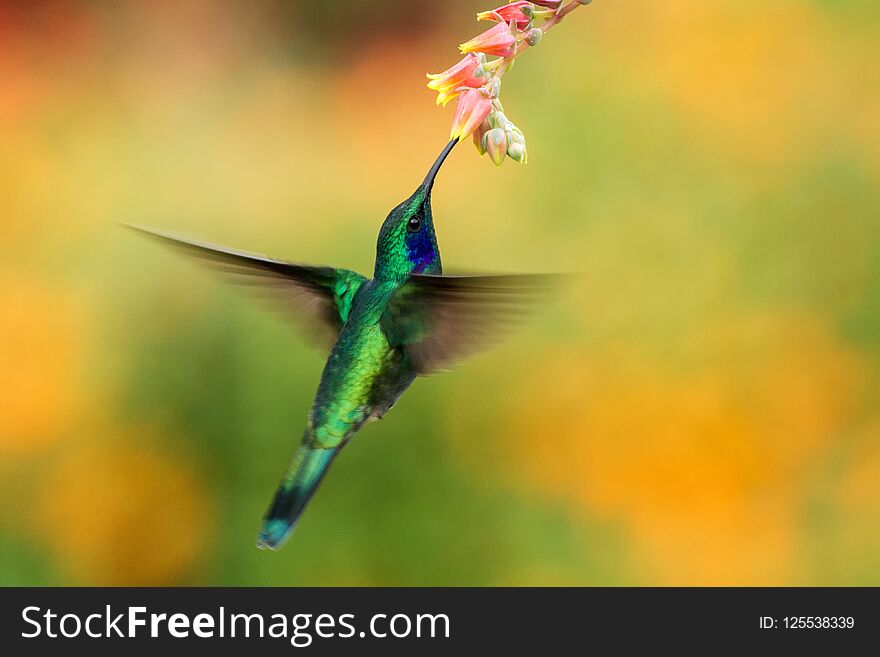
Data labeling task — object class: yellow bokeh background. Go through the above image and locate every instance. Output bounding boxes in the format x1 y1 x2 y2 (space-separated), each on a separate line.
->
1 0 879 585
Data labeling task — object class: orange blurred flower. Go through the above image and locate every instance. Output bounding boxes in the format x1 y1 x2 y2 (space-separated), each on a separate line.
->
495 315 865 584
36 437 214 585
0 275 86 455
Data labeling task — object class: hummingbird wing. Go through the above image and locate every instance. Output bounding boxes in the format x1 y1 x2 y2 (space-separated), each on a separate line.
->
380 273 561 375
125 224 367 348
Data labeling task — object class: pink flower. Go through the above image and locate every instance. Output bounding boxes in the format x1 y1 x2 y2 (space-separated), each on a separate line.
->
426 53 487 107
531 0 562 9
450 88 494 141
477 2 534 30
459 21 517 58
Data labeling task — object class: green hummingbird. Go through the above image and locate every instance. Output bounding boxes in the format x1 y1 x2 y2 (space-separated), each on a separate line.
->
129 138 556 550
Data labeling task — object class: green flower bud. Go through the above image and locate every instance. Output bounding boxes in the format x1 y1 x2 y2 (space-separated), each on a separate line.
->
507 140 527 163
483 128 508 167
506 129 527 163
525 28 543 47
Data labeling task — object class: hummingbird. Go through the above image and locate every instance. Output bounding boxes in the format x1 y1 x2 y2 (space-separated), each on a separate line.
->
128 138 556 550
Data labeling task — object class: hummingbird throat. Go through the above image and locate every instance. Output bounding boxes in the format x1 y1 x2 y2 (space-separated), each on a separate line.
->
374 139 458 281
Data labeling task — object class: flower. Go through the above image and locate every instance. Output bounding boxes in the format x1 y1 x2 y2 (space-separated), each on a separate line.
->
459 21 518 58
477 2 534 30
450 88 494 140
426 53 488 107
531 0 563 9
429 0 591 167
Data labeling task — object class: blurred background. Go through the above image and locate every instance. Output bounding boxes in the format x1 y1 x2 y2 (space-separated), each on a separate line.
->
2 0 879 586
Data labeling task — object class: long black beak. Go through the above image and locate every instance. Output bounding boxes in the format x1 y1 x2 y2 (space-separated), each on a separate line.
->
421 137 459 195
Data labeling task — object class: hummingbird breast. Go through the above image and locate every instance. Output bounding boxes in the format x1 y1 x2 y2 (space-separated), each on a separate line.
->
307 281 415 448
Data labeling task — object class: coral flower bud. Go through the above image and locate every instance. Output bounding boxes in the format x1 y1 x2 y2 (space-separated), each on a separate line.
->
483 127 509 166
459 21 517 58
450 88 494 141
426 53 488 106
476 2 534 30
531 0 563 9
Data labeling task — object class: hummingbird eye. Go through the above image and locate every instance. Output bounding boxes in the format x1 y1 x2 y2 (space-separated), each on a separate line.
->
407 215 422 232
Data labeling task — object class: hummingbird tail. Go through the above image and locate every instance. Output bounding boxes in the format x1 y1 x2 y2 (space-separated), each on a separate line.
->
256 440 340 550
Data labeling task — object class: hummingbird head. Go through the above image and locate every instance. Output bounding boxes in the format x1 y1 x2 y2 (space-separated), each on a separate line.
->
374 139 458 282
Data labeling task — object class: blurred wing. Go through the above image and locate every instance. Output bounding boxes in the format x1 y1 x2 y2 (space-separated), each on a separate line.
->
380 273 561 375
126 224 366 348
